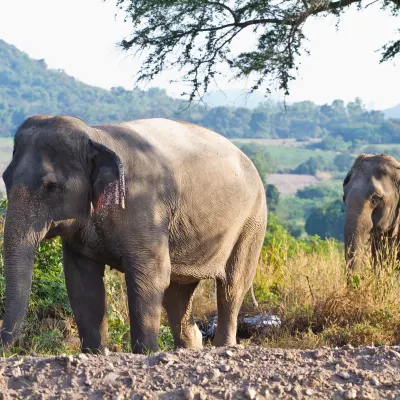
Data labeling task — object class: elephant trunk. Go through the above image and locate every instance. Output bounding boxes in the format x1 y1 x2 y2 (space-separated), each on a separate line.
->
344 198 373 272
1 200 43 347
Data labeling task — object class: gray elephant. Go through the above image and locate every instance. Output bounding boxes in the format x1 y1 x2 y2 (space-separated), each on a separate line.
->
343 153 400 270
0 116 267 354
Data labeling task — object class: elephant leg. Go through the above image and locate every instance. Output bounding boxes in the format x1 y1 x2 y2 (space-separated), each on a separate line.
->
124 254 170 354
62 242 107 354
213 224 265 347
162 281 202 349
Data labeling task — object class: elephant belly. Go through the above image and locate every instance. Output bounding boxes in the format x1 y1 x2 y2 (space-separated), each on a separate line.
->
169 234 235 283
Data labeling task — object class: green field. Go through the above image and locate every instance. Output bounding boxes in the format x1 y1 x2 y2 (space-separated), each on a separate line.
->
259 146 336 170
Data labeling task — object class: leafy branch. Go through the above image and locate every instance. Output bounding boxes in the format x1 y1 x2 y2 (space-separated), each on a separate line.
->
113 0 400 101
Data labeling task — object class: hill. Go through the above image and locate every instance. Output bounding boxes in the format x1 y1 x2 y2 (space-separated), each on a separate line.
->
1 38 400 144
0 40 187 137
384 103 400 119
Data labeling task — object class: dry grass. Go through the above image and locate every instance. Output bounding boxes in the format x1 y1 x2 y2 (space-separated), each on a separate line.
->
246 236 400 349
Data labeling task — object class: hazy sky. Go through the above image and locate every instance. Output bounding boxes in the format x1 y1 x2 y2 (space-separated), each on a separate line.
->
0 0 398 109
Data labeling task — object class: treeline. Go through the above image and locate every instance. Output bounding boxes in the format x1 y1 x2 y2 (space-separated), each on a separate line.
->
1 39 400 143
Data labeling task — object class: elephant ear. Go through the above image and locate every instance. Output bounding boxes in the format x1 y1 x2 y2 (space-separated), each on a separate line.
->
89 140 126 213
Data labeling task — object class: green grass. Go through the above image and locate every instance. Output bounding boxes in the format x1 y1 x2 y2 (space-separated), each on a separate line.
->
262 146 336 170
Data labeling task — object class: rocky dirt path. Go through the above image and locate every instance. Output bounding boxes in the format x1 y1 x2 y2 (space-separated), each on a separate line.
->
1 345 400 399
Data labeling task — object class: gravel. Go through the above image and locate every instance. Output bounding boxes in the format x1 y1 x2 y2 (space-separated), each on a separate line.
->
1 345 400 399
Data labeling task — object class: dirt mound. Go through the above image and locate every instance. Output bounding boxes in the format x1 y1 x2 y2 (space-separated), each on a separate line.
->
2 345 400 399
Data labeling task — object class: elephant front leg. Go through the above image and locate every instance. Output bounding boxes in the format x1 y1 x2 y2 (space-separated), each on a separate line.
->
62 242 108 354
124 256 170 354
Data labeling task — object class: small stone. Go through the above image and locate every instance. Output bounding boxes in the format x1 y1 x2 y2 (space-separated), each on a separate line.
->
84 379 92 386
159 353 174 364
220 365 231 372
199 392 207 400
285 384 293 393
77 353 88 361
242 353 252 361
11 367 21 377
200 377 209 385
305 388 314 396
209 368 221 380
104 347 110 356
225 350 234 358
338 371 351 380
389 349 400 358
313 350 324 359
183 387 196 400
358 389 375 400
104 372 119 385
370 376 379 386
67 355 74 363
244 387 257 400
344 388 357 400
284 351 295 361
343 344 354 350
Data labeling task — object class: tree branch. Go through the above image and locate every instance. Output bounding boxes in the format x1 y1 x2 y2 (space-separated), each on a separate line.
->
204 1 240 23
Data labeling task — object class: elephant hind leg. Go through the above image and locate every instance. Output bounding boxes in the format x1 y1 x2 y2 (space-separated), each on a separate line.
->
213 221 265 347
162 281 203 349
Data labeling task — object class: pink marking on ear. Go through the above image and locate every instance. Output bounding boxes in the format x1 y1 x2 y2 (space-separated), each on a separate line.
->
95 192 105 212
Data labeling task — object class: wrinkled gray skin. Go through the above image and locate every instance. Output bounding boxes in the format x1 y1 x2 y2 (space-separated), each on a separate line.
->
0 116 267 354
343 153 400 271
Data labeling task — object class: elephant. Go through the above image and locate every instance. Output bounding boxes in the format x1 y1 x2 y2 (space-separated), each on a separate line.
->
0 115 267 354
343 153 400 271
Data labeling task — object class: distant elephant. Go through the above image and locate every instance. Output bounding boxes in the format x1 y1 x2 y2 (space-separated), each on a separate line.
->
343 153 400 270
0 116 267 354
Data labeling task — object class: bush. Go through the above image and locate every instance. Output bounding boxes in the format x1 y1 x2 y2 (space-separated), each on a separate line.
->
334 152 355 172
305 199 346 241
266 184 279 212
297 182 342 200
307 136 350 151
292 157 321 175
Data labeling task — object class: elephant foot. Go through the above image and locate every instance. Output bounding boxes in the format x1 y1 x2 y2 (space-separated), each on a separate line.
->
174 323 203 350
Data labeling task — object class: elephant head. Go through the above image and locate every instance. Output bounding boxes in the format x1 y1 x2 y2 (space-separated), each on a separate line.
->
0 115 125 347
343 153 400 271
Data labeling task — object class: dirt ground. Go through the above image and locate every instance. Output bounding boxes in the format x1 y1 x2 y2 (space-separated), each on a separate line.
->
267 174 319 196
2 345 400 399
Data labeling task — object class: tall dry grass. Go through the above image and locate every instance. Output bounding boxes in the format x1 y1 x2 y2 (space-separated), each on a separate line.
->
249 233 400 348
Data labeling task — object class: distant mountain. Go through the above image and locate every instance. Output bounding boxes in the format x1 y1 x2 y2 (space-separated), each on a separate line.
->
0 39 188 136
384 104 400 119
0 38 399 144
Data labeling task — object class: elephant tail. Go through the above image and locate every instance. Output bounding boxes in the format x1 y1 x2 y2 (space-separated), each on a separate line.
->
213 281 259 310
249 284 259 310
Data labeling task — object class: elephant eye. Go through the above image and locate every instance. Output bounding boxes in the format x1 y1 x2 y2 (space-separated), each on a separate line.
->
44 182 62 194
371 194 382 207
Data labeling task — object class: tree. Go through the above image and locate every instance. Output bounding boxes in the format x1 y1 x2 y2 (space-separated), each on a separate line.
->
266 184 280 212
114 0 400 101
305 200 345 241
292 157 319 175
334 152 355 172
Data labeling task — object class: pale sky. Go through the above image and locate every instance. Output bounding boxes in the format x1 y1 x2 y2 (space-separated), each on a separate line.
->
0 0 398 109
